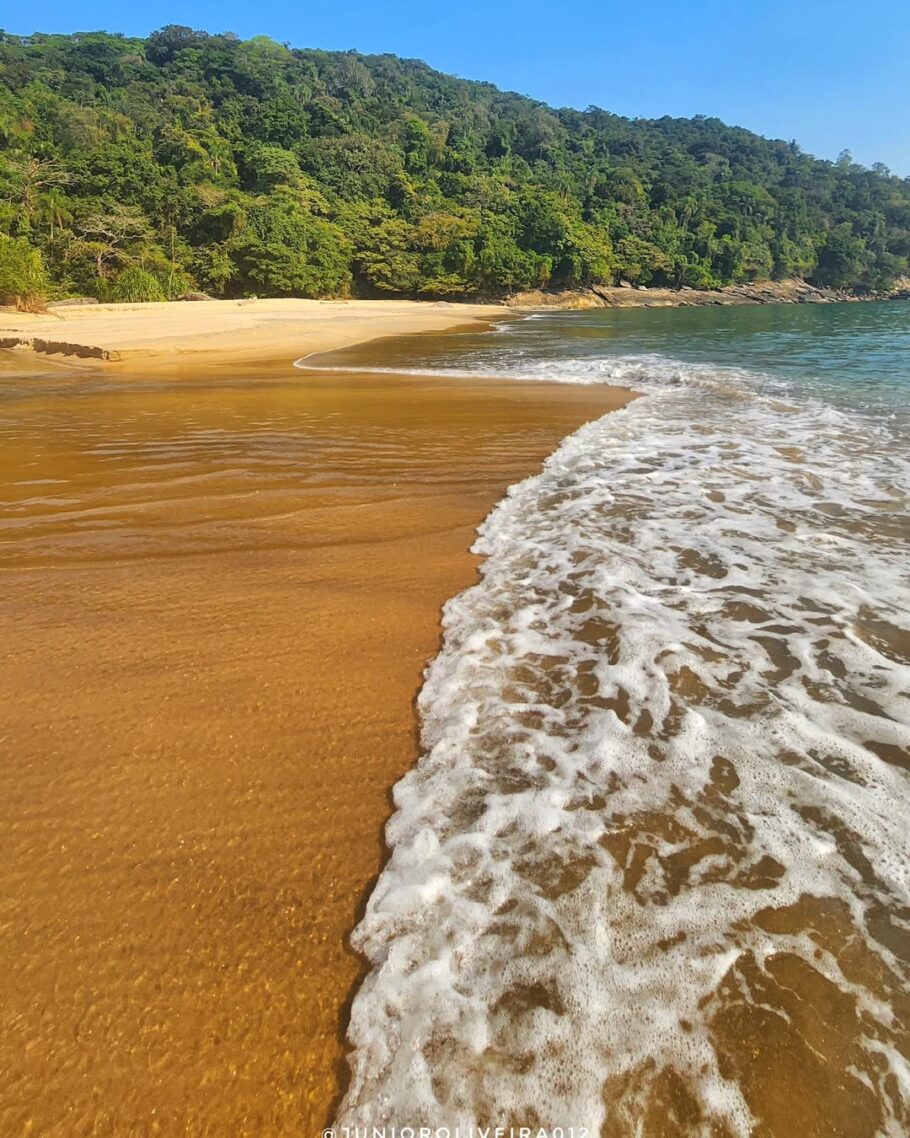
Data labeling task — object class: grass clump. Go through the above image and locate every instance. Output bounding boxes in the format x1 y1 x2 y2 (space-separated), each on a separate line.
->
110 266 166 303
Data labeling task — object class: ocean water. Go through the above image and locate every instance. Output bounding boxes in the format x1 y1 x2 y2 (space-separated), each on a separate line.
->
324 302 910 1136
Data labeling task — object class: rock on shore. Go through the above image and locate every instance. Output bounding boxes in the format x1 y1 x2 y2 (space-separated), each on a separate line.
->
505 278 909 310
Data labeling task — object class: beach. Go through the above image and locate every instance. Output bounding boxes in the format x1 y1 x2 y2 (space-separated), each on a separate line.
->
0 297 510 365
3 16 908 1134
0 301 634 1136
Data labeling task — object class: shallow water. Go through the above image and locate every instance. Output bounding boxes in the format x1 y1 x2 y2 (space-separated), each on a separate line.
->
329 303 910 1136
0 353 626 1137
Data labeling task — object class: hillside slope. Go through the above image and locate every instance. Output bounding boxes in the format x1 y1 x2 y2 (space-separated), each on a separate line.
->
1 25 909 301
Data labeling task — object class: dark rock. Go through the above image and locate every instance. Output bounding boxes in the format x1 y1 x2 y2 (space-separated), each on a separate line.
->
178 291 215 301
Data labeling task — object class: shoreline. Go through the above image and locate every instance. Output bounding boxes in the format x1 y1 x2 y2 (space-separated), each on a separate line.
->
0 313 634 1135
3 283 908 370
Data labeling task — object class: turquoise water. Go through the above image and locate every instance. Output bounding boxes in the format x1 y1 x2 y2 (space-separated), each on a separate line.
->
331 302 910 1136
330 297 910 415
506 300 910 414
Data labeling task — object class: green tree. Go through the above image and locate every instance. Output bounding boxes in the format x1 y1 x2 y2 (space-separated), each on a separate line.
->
814 225 870 288
403 118 432 174
0 235 48 309
230 194 351 296
35 188 74 240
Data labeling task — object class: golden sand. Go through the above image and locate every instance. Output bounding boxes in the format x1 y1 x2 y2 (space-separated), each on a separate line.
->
0 296 508 365
0 310 633 1137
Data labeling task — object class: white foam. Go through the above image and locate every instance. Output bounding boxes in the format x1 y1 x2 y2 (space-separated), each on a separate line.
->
336 351 910 1133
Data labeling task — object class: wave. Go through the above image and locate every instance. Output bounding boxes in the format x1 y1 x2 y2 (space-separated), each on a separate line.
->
294 345 762 388
335 349 910 1134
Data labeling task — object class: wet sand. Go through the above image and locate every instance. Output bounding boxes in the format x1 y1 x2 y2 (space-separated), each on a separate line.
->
0 333 633 1136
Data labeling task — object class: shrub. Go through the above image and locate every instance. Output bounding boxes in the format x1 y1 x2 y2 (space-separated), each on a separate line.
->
0 236 49 310
160 267 195 300
110 266 167 303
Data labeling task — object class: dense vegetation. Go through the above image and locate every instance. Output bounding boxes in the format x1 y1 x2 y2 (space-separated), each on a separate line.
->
2 25 909 304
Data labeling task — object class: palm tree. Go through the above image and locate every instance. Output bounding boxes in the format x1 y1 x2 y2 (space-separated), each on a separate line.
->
35 187 73 240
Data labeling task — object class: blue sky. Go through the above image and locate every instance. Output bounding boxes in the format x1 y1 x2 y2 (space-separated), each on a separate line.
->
5 0 909 175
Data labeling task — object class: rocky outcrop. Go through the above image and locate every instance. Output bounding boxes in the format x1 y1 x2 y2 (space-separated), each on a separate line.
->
0 336 118 359
505 278 910 310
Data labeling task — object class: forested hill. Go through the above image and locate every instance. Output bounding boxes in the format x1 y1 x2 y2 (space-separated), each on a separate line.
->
2 25 910 304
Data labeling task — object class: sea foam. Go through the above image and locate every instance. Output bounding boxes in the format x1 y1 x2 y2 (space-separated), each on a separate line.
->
335 347 910 1135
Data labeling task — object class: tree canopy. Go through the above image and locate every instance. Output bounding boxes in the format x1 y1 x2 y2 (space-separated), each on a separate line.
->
1 26 909 301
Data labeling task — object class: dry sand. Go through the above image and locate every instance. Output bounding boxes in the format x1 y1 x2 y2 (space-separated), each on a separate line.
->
0 296 508 366
0 305 633 1136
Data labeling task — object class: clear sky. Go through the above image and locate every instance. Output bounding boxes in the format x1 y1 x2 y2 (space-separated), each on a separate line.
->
4 0 909 176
